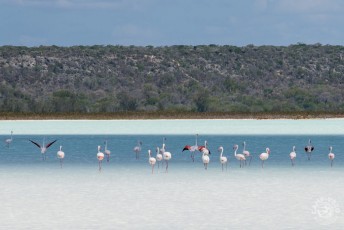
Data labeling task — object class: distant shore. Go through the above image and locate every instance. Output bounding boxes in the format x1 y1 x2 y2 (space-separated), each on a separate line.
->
1 112 344 120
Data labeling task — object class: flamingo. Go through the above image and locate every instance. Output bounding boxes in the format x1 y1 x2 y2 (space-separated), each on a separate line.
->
29 138 57 160
5 131 13 148
304 139 314 160
104 140 111 162
160 138 166 167
233 144 245 168
163 150 172 173
218 146 228 171
156 147 163 169
182 134 199 162
133 140 142 159
97 145 104 172
201 147 210 170
198 140 211 155
160 137 167 155
148 150 157 174
260 147 271 168
57 145 65 168
243 141 252 166
328 146 335 167
290 146 296 166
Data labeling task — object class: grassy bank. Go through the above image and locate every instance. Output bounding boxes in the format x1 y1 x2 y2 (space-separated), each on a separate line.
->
1 112 344 120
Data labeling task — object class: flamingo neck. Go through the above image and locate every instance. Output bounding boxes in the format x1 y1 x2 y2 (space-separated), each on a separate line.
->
220 148 223 157
195 134 198 146
234 148 237 156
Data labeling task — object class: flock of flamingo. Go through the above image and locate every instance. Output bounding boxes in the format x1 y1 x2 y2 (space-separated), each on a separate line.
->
145 135 335 174
3 132 337 173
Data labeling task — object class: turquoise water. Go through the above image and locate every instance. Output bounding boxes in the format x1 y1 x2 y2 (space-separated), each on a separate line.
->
1 124 344 229
1 134 343 169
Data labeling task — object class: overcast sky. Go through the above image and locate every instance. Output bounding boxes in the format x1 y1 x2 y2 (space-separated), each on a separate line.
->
1 0 343 47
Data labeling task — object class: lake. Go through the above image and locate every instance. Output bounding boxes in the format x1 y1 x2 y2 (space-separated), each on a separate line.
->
0 119 343 229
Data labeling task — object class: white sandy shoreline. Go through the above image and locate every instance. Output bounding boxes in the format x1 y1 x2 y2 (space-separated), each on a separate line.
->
1 118 344 135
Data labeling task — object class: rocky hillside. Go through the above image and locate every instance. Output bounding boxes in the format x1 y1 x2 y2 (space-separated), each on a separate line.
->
0 44 344 113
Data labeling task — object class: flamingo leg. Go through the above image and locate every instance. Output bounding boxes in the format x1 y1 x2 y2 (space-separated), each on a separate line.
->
331 160 333 167
191 152 194 162
165 161 168 173
249 156 252 166
60 159 63 168
226 162 228 171
158 161 160 169
222 164 224 172
99 161 102 172
307 153 311 160
261 160 264 168
152 165 154 174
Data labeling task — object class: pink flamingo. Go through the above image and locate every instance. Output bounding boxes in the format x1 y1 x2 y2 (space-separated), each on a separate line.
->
218 146 228 171
304 139 314 160
29 138 57 161
260 147 270 168
289 146 296 166
57 145 65 168
133 141 142 159
198 140 211 156
163 150 172 173
233 144 245 168
243 141 252 166
156 147 163 169
148 150 156 174
97 145 104 172
104 140 111 162
5 131 13 148
328 146 335 167
182 134 199 162
201 148 210 170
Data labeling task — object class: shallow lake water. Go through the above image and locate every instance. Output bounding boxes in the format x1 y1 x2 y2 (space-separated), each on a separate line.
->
0 120 343 229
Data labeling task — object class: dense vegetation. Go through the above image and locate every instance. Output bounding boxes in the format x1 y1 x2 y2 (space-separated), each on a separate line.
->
1 44 344 114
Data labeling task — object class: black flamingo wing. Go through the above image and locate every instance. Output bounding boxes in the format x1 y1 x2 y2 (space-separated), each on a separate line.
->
182 145 191 151
46 140 57 149
29 140 41 149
